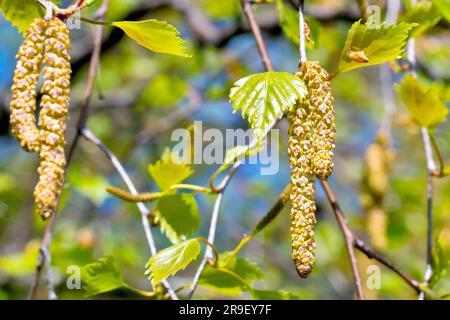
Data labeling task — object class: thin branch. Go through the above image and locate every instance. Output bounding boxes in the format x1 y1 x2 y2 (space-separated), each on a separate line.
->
37 0 56 19
298 0 307 66
241 0 273 71
356 0 369 22
354 239 421 293
80 127 178 300
320 181 365 300
188 192 224 299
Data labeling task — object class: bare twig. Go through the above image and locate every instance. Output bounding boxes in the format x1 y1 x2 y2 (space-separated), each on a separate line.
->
188 192 224 298
320 181 365 299
241 0 273 71
356 0 369 22
80 128 178 300
298 0 307 67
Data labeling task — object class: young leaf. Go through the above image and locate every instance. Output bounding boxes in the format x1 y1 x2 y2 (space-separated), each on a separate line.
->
338 21 416 73
229 72 306 135
112 19 191 58
0 0 42 33
396 74 448 129
146 239 201 285
138 74 188 108
430 234 449 286
198 252 264 296
81 256 126 297
148 148 193 191
433 0 450 22
401 1 441 37
155 194 201 243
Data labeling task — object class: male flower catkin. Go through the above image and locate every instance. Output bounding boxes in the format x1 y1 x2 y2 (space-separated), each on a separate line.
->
9 17 71 220
301 61 335 180
288 62 336 278
288 80 316 278
9 19 48 152
34 17 71 220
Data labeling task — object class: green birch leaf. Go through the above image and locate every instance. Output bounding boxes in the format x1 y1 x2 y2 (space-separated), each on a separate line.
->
81 256 126 296
198 252 264 296
338 21 416 73
396 74 448 129
432 0 450 22
229 71 306 136
155 194 201 243
148 148 193 191
402 1 441 37
112 19 191 58
145 239 201 285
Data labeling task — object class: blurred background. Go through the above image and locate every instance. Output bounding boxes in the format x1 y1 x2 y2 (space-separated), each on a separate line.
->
0 0 449 299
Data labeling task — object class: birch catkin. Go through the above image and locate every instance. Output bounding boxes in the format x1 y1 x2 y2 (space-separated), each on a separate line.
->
9 17 71 220
288 78 316 278
288 61 336 278
301 61 335 181
9 19 48 152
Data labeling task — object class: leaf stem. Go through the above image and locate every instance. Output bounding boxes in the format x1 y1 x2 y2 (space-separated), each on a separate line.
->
80 17 112 25
197 237 220 266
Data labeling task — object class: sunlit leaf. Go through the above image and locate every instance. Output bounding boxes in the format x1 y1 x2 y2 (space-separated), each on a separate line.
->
229 72 306 135
139 74 188 108
338 21 416 73
396 74 448 129
68 172 109 206
430 234 449 286
112 19 191 58
432 0 450 22
81 256 126 296
199 252 264 296
0 0 48 33
401 1 441 37
145 239 201 285
155 194 200 243
148 148 193 191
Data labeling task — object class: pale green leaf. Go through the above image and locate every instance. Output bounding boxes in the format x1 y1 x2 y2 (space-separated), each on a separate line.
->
0 0 43 33
68 173 109 205
146 239 201 285
139 74 188 108
112 19 191 58
199 252 264 296
433 0 450 22
0 241 39 276
401 1 441 37
229 71 306 135
396 74 448 128
155 194 200 243
81 256 126 296
148 148 193 191
200 0 240 19
430 234 449 286
338 21 416 73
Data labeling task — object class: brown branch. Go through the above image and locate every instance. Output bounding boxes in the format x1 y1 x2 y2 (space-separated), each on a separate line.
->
241 0 273 71
320 181 365 299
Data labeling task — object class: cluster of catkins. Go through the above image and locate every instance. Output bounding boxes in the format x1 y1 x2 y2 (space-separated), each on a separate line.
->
288 61 335 278
9 17 71 220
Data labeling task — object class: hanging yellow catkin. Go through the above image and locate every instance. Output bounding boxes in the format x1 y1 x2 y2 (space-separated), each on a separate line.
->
301 61 335 181
288 74 316 278
34 17 71 220
9 16 71 220
9 19 48 152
